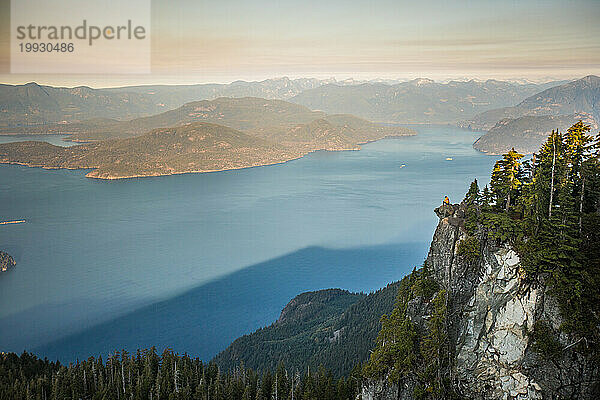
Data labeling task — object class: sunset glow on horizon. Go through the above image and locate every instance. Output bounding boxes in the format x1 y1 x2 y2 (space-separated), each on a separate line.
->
1 0 599 87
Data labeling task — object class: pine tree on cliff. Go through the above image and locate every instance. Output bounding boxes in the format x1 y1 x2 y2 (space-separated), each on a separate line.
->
464 179 480 234
480 185 492 211
482 122 600 351
464 179 479 206
564 121 595 232
490 148 524 211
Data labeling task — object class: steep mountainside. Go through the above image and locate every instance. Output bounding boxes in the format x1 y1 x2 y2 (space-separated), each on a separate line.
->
462 75 600 153
462 75 600 131
362 125 600 399
473 112 598 154
214 282 402 377
290 79 563 124
362 202 599 399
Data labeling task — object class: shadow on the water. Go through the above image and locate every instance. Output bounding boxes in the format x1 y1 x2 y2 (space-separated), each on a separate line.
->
33 242 428 362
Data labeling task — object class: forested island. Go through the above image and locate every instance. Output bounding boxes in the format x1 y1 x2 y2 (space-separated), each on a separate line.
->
2 121 599 399
0 98 414 179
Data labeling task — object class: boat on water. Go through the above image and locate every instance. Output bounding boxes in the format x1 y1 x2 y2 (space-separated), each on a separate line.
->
0 220 26 225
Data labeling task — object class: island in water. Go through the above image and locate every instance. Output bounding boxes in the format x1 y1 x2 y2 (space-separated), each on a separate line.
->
0 251 16 273
0 97 415 179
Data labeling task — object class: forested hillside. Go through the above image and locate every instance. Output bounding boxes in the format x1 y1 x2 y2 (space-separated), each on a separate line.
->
363 121 600 399
214 282 402 377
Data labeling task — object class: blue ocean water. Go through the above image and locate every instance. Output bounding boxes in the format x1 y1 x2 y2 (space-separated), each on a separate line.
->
0 125 497 362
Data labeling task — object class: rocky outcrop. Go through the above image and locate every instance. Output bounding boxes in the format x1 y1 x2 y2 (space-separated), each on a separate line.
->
362 203 599 399
0 251 16 272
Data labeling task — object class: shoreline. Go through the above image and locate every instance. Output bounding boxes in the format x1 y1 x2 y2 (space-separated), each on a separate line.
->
0 133 414 180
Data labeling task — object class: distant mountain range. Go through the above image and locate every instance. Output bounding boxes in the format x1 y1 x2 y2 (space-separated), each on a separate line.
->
0 78 566 129
462 75 600 154
0 98 414 179
289 79 565 124
0 78 329 128
2 75 597 161
0 82 161 127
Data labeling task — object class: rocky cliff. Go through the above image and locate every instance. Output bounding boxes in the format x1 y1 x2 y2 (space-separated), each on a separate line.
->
0 250 16 272
362 203 599 399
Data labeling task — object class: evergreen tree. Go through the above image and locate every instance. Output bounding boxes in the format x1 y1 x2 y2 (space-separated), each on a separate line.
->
490 148 524 211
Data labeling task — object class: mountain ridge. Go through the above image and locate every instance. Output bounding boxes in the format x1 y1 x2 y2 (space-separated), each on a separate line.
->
0 78 331 128
290 79 567 124
461 75 600 153
1 78 567 130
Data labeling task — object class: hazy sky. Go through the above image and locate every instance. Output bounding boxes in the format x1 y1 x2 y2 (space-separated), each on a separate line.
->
1 0 599 87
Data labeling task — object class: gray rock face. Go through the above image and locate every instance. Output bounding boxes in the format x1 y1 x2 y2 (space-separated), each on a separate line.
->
362 204 599 400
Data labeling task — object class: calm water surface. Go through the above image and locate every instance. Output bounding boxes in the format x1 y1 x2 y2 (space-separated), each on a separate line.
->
0 126 496 361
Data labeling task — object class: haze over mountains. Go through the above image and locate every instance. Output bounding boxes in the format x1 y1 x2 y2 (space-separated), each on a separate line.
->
1 75 598 167
0 77 413 128
0 83 161 127
463 75 600 153
289 79 566 124
0 77 566 129
0 78 328 128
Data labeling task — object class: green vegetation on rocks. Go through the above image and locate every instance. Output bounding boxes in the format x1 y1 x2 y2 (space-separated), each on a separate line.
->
463 121 600 351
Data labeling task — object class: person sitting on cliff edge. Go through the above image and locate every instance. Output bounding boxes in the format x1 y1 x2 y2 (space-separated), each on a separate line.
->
443 196 450 205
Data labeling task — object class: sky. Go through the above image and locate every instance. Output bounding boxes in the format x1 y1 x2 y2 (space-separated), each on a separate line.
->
0 0 599 87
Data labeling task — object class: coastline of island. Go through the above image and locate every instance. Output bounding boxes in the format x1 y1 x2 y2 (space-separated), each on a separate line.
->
0 133 413 180
0 99 416 181
0 251 16 273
